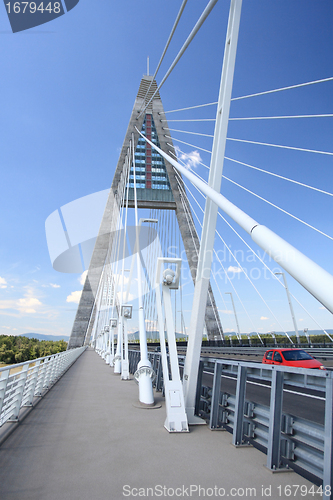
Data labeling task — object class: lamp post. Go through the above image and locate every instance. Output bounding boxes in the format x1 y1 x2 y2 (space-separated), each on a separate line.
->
109 318 117 367
128 151 159 403
114 269 130 376
275 272 299 344
133 221 157 405
225 292 242 344
121 305 132 380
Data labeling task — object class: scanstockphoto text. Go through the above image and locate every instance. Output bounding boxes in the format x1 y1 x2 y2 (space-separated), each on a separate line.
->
122 483 328 497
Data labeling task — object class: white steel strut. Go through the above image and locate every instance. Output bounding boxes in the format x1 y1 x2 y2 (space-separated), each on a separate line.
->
155 258 188 432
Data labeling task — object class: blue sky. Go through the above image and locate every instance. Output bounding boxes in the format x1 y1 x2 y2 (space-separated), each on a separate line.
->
0 0 332 338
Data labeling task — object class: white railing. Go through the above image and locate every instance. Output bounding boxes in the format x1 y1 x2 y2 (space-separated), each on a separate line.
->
0 346 86 427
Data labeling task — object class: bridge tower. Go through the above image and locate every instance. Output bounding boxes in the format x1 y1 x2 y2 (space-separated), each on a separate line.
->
68 75 223 348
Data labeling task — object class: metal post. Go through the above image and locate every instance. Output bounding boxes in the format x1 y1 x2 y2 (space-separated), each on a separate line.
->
195 360 205 416
275 272 299 343
109 318 117 367
9 364 29 421
266 370 284 471
323 374 333 498
155 354 163 392
115 151 131 374
121 305 131 380
182 0 243 424
209 362 223 430
105 327 110 363
114 328 122 373
232 365 247 446
131 135 155 405
0 369 10 420
225 292 241 342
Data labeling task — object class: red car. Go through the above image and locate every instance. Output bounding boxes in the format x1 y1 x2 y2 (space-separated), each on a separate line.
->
262 348 326 370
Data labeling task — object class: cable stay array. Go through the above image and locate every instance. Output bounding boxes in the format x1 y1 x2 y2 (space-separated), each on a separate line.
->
81 0 333 435
95 67 333 349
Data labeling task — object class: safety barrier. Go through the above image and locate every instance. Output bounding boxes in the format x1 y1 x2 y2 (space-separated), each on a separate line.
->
178 345 333 360
0 346 87 427
129 349 332 494
198 357 332 494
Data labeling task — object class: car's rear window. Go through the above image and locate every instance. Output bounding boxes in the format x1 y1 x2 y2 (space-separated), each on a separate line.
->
282 350 313 361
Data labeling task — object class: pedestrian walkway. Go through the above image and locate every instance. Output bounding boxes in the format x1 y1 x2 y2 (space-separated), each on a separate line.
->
0 349 323 500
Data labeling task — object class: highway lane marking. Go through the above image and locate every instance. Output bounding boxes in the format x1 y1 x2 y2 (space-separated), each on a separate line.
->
203 371 326 401
283 388 325 400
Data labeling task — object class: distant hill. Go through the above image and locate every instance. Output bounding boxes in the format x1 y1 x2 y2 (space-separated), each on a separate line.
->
20 333 69 342
250 330 333 337
223 330 333 337
128 330 187 342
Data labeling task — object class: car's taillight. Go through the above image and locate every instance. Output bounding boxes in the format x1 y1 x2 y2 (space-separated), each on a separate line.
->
319 365 326 370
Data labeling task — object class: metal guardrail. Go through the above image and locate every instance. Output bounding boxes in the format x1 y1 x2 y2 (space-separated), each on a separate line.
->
200 358 332 495
178 345 333 360
129 349 333 495
0 346 87 428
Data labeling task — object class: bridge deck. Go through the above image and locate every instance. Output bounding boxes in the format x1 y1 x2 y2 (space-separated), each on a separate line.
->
0 349 322 500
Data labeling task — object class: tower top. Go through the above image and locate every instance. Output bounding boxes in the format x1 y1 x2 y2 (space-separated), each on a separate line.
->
136 75 161 102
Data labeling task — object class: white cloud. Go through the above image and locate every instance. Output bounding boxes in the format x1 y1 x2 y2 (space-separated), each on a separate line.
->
66 291 82 304
0 294 42 314
175 146 202 169
227 266 242 274
0 277 7 289
18 297 42 314
42 283 61 288
219 309 233 315
260 316 269 320
299 318 304 322
18 297 42 308
79 270 88 286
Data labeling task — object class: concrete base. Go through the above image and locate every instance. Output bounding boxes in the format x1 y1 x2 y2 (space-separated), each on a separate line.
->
233 443 253 448
132 401 162 409
264 465 295 474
